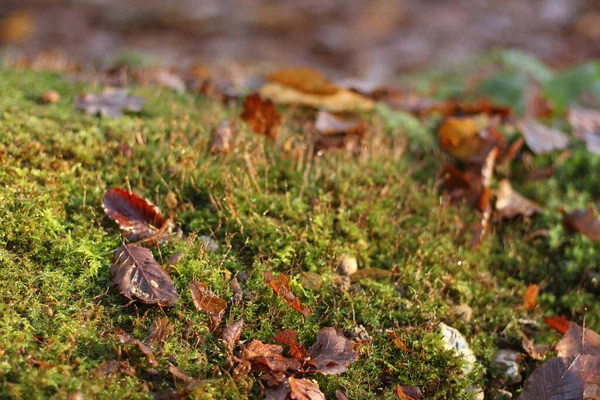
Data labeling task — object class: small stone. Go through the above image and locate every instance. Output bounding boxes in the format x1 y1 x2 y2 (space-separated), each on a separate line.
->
439 323 477 374
332 275 351 292
336 255 358 276
40 90 60 104
493 349 522 383
452 303 473 323
299 271 323 291
199 235 218 252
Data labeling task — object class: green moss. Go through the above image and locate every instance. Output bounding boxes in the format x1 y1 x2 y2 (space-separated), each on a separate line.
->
0 66 599 399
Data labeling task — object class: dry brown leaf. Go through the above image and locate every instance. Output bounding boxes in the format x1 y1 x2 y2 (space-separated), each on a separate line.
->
264 271 312 317
267 67 339 95
241 340 302 373
211 120 234 154
307 327 357 375
521 334 550 360
517 119 569 155
115 330 158 366
556 324 600 358
95 360 136 378
265 376 326 400
397 385 423 400
167 363 196 383
274 329 309 361
221 319 244 353
112 245 178 306
522 284 540 311
568 106 600 154
563 206 600 241
496 180 543 219
259 82 374 112
438 116 504 163
241 93 282 140
146 317 173 346
189 281 227 314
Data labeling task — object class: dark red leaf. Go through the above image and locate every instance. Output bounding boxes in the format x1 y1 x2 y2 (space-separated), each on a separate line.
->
112 244 178 306
264 271 312 317
563 206 600 241
307 327 357 375
189 280 227 314
102 188 171 241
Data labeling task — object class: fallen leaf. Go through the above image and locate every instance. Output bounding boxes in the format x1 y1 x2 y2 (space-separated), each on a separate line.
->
221 319 244 353
439 164 480 205
164 252 184 268
387 331 409 352
521 334 550 360
75 88 144 119
568 106 600 154
335 389 350 400
134 68 185 93
517 119 569 155
524 81 553 119
563 206 600 241
95 360 136 378
438 116 504 163
519 324 600 400
267 68 339 95
115 329 158 366
274 329 309 361
102 188 171 242
241 93 282 140
146 317 173 346
496 180 543 219
189 281 227 314
314 110 367 152
167 363 196 383
111 244 179 306
241 340 302 373
265 376 326 400
522 284 540 310
307 327 357 375
397 385 423 400
211 120 234 154
544 315 571 334
264 272 312 317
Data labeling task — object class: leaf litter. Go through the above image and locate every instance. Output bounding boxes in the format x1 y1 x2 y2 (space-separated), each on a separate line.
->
75 88 144 118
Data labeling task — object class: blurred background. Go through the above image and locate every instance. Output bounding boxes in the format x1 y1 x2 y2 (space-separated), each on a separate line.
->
0 0 599 79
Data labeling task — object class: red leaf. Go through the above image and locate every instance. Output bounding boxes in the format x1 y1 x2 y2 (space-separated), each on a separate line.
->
274 329 309 361
264 271 312 317
111 245 178 306
241 93 282 140
544 315 571 334
102 188 171 241
307 327 357 375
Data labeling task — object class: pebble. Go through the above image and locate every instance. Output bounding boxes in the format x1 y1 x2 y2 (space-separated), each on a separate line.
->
493 349 522 383
336 255 358 276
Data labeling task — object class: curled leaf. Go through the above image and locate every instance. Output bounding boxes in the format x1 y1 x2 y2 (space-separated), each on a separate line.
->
102 188 171 242
221 319 244 353
189 280 227 314
563 206 600 241
264 271 312 317
111 244 178 306
241 93 282 140
307 327 357 375
265 376 326 400
496 180 543 219
274 329 309 361
517 119 569 155
397 385 423 400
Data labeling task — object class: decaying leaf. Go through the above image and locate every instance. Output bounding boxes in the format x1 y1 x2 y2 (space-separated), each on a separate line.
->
314 110 367 152
134 68 185 93
563 206 600 241
241 93 283 140
397 385 423 400
522 284 540 310
112 244 179 306
102 188 172 242
211 120 234 154
519 324 600 400
568 106 600 154
264 376 326 400
517 119 569 155
496 180 543 219
146 317 173 346
438 116 504 163
307 327 357 375
439 164 481 205
115 329 158 366
274 329 309 361
221 319 244 353
267 68 339 95
189 280 228 315
264 271 312 317
241 340 302 374
75 88 144 118
544 315 572 334
167 363 196 383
